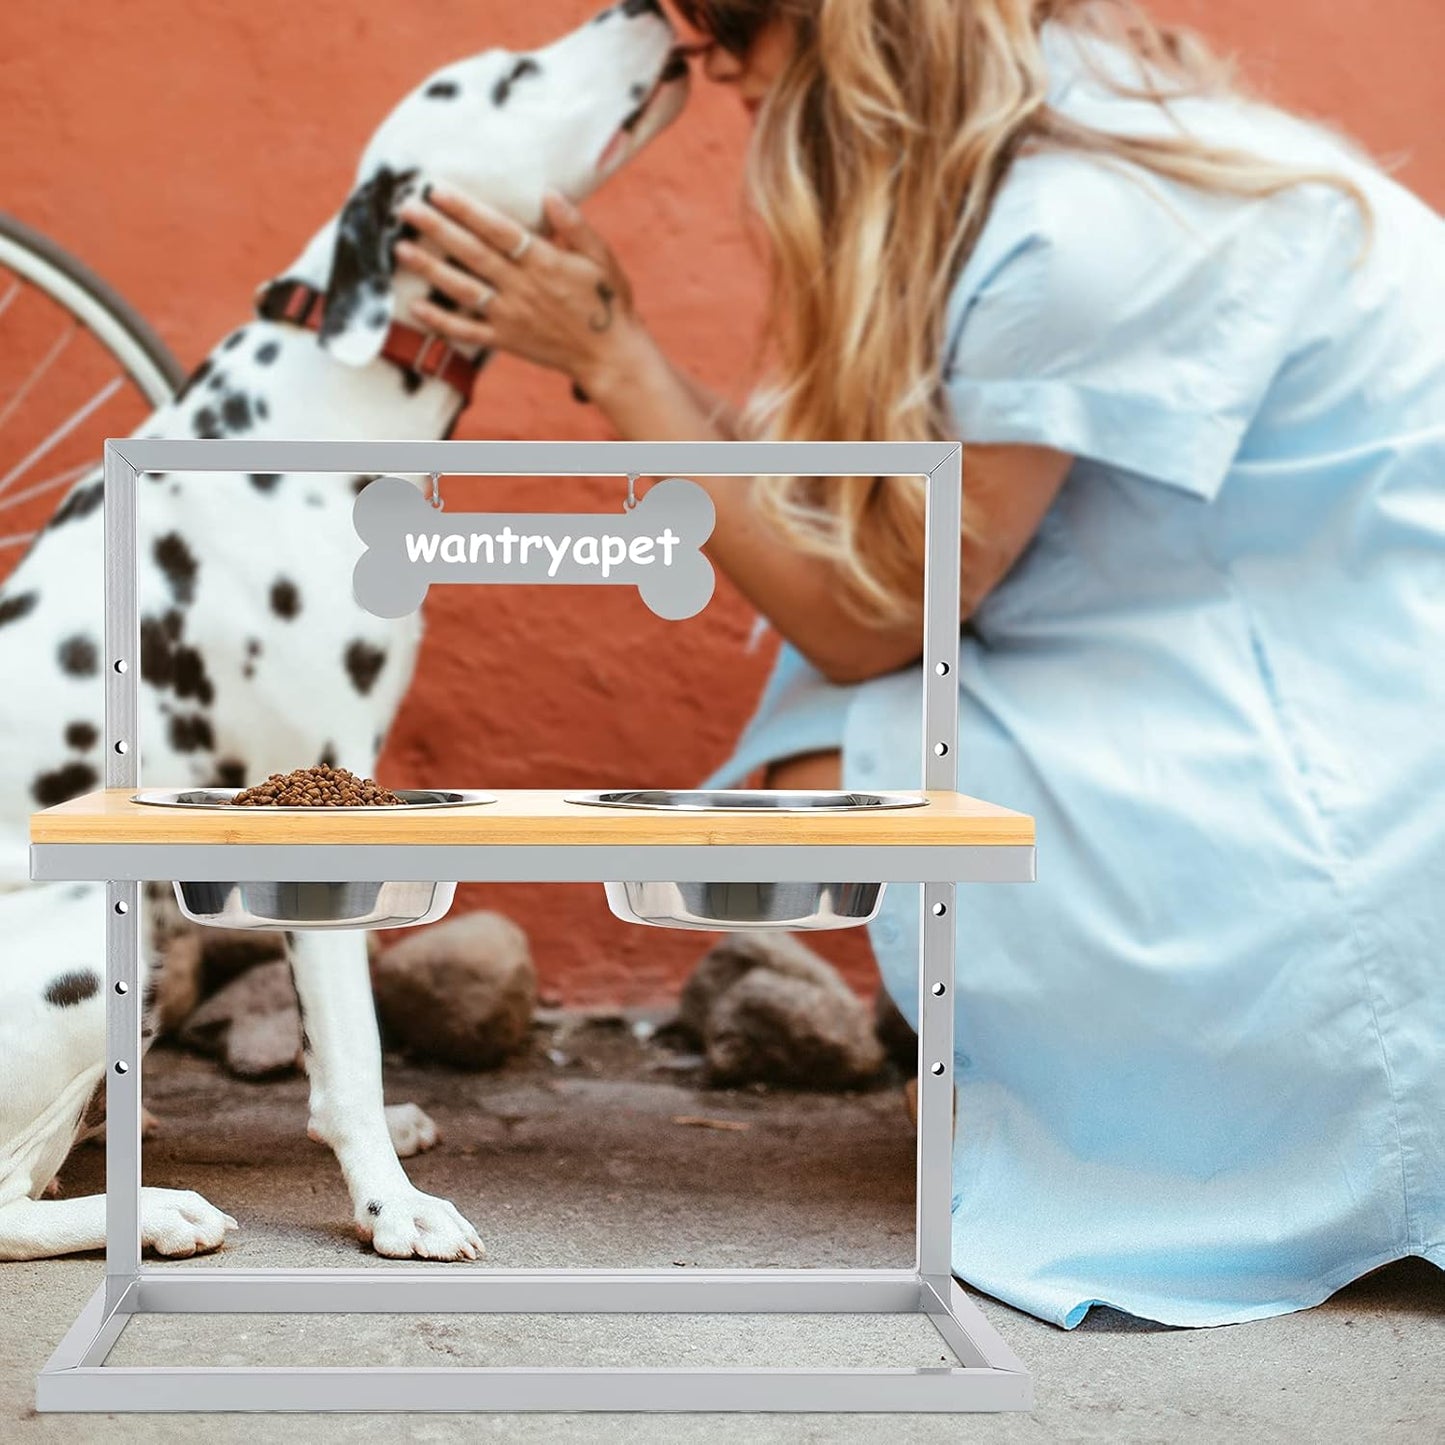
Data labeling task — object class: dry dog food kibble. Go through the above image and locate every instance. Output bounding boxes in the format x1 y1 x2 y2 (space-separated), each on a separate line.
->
228 764 404 807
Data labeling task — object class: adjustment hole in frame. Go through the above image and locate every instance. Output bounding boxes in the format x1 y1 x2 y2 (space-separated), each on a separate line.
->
935 660 950 676
113 1061 129 1075
114 981 128 996
929 1062 946 1076
931 901 948 917
113 659 128 674
931 982 947 997
933 741 949 757
114 740 128 755
113 900 128 915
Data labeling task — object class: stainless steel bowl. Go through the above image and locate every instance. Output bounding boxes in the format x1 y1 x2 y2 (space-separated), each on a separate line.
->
172 879 456 932
602 879 883 932
133 788 495 930
132 788 497 811
563 788 925 813
564 788 926 931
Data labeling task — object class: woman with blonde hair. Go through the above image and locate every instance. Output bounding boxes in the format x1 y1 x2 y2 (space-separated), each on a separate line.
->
396 0 1445 1327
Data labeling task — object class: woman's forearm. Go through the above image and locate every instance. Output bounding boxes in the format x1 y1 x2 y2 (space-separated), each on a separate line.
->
581 325 922 682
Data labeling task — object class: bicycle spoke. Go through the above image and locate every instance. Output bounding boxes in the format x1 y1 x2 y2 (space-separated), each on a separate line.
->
0 280 20 321
0 458 98 514
0 373 124 499
0 321 78 437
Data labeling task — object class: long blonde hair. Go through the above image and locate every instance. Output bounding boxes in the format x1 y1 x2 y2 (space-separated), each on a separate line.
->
678 0 1369 625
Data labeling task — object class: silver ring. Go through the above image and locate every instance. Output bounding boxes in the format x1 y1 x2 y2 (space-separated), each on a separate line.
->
507 230 534 262
473 282 495 317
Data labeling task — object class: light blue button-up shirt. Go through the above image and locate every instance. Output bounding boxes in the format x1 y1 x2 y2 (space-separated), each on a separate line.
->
705 26 1445 1327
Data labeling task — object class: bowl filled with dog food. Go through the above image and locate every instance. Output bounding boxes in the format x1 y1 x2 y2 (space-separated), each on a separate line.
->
561 788 927 931
134 764 496 931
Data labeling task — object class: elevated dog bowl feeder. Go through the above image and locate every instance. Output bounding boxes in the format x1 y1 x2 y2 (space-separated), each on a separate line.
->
133 788 495 929
564 789 926 929
29 438 1037 1416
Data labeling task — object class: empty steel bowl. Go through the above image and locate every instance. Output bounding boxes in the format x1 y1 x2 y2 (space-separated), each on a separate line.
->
562 789 925 814
564 788 927 931
602 879 884 932
132 787 495 930
171 878 457 932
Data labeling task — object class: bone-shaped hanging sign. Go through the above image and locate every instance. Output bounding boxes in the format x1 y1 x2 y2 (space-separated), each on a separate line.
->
351 474 716 620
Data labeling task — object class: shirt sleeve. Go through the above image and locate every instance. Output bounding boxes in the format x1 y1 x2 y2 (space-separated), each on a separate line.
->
941 150 1334 500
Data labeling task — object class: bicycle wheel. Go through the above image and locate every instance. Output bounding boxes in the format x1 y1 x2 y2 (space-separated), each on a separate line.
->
0 211 185 575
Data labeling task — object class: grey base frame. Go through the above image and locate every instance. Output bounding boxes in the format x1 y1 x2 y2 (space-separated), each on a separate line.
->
34 439 1035 1414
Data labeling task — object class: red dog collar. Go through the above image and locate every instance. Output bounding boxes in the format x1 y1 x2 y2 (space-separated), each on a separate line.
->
255 279 481 399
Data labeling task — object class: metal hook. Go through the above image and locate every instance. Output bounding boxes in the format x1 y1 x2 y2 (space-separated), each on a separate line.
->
428 470 444 511
624 472 639 513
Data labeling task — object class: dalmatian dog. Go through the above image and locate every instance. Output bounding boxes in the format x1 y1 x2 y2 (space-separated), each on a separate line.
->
0 1 688 1262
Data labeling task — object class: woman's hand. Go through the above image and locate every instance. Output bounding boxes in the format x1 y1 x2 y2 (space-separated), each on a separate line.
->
394 185 641 393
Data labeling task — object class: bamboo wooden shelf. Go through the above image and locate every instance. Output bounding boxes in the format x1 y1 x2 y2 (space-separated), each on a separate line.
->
31 788 1034 849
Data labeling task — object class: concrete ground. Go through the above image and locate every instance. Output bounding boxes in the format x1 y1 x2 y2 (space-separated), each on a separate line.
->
2 1016 1441 1442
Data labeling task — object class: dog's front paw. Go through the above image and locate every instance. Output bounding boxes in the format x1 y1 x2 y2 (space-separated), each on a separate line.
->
384 1102 439 1158
140 1187 238 1257
356 1190 484 1261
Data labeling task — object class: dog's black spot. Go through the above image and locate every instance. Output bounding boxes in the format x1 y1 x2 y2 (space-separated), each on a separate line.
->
246 638 262 656
305 493 324 508
65 721 97 750
630 82 647 102
255 341 280 365
168 712 215 753
163 608 183 640
176 357 212 401
366 309 388 329
193 406 224 440
366 1200 383 1217
207 370 225 390
250 472 281 492
44 970 100 1008
221 392 253 432
270 578 300 619
66 883 90 901
319 742 337 767
48 479 104 529
211 758 247 788
58 634 99 676
223 329 246 351
140 615 177 687
373 732 384 755
172 645 214 705
320 165 417 350
401 368 424 395
424 79 458 99
154 532 199 605
256 397 269 420
622 0 663 15
593 5 614 21
0 591 38 628
344 640 386 696
32 761 98 807
492 57 541 107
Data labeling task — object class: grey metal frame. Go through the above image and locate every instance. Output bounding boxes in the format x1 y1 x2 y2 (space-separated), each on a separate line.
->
34 439 1035 1414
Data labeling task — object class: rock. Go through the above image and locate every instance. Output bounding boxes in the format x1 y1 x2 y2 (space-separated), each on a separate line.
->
152 930 204 1036
679 934 885 1089
874 987 919 1070
676 932 854 1042
371 911 534 1069
178 957 300 1078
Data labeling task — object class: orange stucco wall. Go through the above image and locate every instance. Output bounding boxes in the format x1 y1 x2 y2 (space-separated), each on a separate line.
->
2 1 1440 1004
